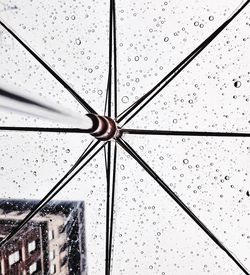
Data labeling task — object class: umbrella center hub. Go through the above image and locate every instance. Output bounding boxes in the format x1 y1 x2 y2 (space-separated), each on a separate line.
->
89 114 120 141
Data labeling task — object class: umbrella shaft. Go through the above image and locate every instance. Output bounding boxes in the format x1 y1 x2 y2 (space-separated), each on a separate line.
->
0 83 93 130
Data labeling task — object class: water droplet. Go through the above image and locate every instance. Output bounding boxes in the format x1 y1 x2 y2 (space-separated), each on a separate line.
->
75 38 81 45
121 96 129 103
234 81 241 88
183 159 189 164
209 16 214 21
164 36 169 42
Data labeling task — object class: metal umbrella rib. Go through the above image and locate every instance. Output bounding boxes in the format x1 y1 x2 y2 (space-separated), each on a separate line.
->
0 139 104 248
104 142 111 275
117 138 250 275
116 0 250 127
0 19 97 114
122 128 250 137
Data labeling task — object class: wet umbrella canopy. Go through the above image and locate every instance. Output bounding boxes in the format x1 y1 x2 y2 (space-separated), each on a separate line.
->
0 0 250 274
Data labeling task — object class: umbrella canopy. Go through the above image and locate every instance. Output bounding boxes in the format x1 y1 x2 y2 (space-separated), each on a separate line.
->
0 0 250 274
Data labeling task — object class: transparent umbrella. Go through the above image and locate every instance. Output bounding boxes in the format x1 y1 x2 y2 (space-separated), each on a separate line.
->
0 0 250 274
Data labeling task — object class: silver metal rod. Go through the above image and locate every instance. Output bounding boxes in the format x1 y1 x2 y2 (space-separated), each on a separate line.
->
0 82 93 130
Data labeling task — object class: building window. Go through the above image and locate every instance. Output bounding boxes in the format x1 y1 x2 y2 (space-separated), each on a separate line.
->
28 240 36 253
59 242 68 253
60 255 68 267
8 251 20 265
50 264 56 274
29 262 37 274
58 224 65 233
48 230 54 241
49 250 55 260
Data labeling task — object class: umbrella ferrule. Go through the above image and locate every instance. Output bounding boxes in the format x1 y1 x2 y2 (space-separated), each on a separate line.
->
87 114 121 141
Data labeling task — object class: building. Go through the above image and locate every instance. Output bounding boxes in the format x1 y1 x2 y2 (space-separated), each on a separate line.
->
0 199 87 275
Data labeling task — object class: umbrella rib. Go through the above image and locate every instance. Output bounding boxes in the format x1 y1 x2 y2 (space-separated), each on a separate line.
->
0 139 103 248
108 142 117 273
105 0 118 118
117 138 250 275
122 128 250 137
104 72 111 115
116 0 250 126
104 142 111 275
0 20 97 114
112 0 118 118
107 0 113 117
0 126 90 133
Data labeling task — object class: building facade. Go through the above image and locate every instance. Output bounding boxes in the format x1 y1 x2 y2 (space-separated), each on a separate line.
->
0 200 87 275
